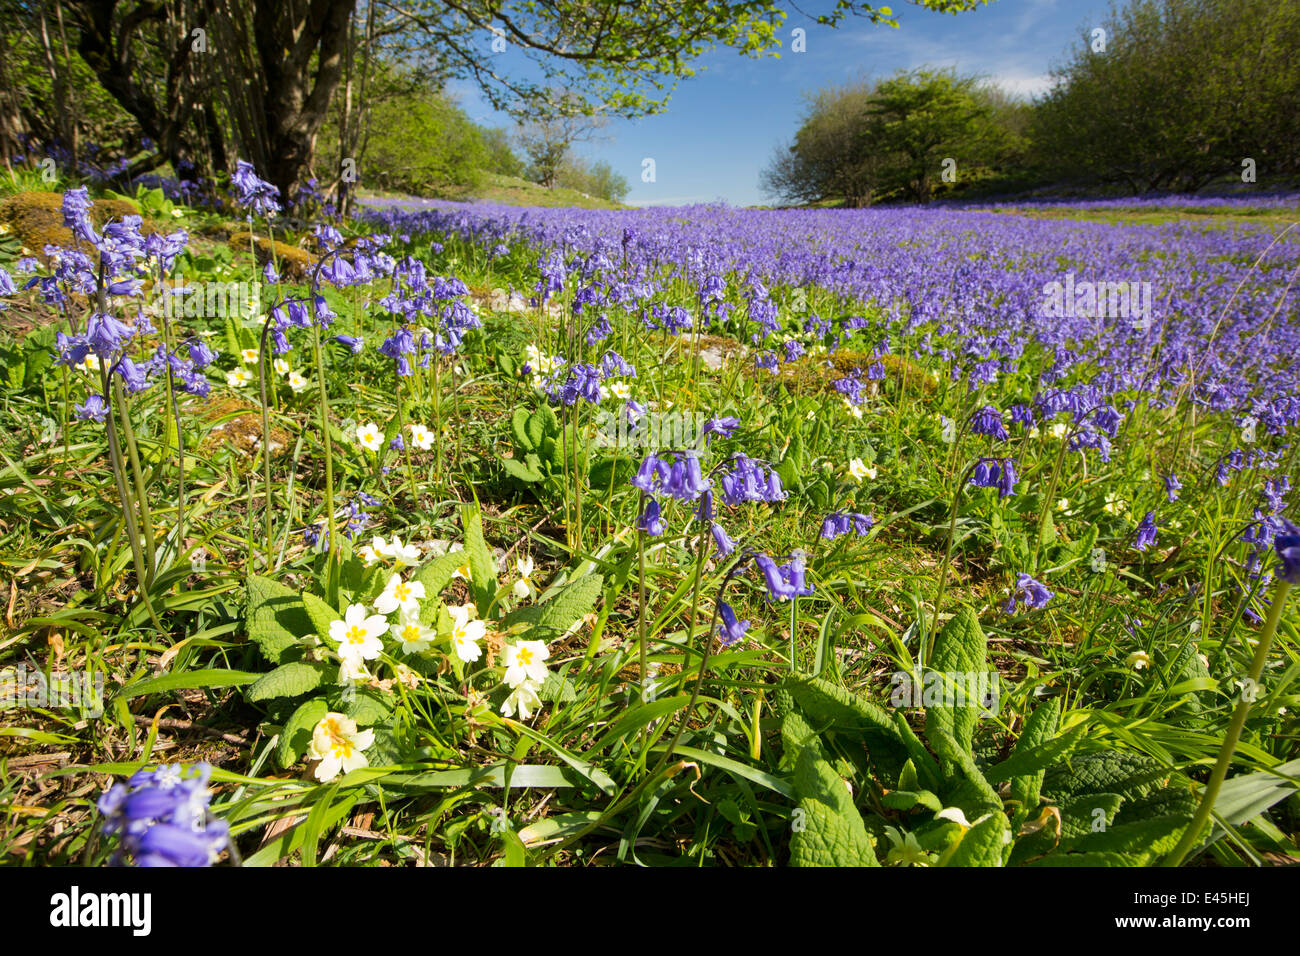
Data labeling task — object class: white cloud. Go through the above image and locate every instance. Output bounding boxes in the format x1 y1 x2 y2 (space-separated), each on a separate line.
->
991 71 1054 99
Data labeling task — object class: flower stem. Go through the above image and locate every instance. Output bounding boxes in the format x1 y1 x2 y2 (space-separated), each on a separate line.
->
1163 580 1292 866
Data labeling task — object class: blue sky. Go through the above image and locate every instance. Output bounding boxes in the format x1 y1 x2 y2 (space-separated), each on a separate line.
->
449 0 1116 207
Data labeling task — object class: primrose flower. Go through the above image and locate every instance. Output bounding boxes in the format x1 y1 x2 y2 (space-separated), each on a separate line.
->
287 371 308 393
503 640 550 688
241 348 260 364
374 574 426 616
338 656 372 684
356 422 383 452
449 604 485 662
226 368 252 388
273 357 290 376
394 607 435 654
380 535 422 569
409 423 434 450
308 713 374 782
327 603 389 664
513 555 536 600
847 458 876 482
1126 650 1152 671
884 827 934 867
501 680 543 721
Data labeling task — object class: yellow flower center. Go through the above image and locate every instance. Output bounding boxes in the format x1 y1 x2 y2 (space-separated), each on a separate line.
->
345 625 367 644
517 647 534 666
402 625 420 642
395 583 410 600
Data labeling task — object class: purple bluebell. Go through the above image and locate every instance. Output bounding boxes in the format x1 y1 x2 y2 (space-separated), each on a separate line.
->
970 405 1008 442
1004 573 1053 613
717 601 750 647
637 498 666 536
1133 511 1159 552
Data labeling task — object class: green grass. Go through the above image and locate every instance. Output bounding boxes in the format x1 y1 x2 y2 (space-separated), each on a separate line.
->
0 187 1297 869
364 172 627 210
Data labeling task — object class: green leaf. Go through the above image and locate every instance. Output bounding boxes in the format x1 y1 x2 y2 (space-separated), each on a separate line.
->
462 503 498 616
1042 750 1173 805
537 671 577 703
785 710 878 867
246 661 331 702
246 575 311 665
117 668 261 700
301 592 341 644
276 697 329 769
782 673 941 791
511 407 535 451
337 687 393 726
1057 814 1187 865
505 572 604 639
1002 698 1062 810
412 550 469 602
940 812 1009 866
501 454 544 483
1212 757 1300 831
929 726 1002 817
924 607 989 757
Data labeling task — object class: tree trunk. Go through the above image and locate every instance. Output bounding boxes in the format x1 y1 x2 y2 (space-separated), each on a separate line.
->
254 0 356 203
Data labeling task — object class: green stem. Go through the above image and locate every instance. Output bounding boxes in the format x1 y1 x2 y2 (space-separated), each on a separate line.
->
256 316 276 570
101 369 164 632
1164 580 1292 866
310 318 338 601
113 377 157 586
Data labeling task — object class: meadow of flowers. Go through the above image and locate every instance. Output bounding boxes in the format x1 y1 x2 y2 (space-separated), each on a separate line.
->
0 166 1297 868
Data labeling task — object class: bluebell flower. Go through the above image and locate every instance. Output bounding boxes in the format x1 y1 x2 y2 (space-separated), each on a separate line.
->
754 553 813 601
1274 520 1300 584
702 416 740 446
970 405 1008 442
1164 473 1182 502
637 498 666 536
632 454 670 495
969 457 1017 498
97 762 227 867
1004 573 1053 613
75 394 109 422
717 601 750 647
710 521 735 557
231 159 281 216
1133 511 1158 552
